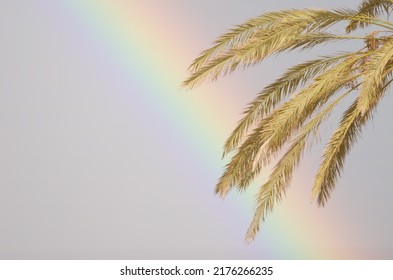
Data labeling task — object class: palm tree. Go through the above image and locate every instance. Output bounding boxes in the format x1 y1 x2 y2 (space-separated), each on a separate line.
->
183 0 393 242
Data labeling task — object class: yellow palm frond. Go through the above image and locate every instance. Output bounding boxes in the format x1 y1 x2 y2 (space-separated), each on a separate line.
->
245 89 354 242
216 52 369 195
183 9 361 89
187 9 354 74
183 1 393 241
357 38 393 115
222 53 354 156
312 74 393 206
346 0 393 32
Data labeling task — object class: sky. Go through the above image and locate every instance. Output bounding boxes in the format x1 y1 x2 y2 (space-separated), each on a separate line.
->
0 0 392 259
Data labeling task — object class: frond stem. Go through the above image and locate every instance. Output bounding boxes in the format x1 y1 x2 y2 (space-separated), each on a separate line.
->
352 15 393 30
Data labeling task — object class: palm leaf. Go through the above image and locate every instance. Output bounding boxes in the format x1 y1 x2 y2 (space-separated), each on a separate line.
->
216 52 368 196
357 38 393 115
346 0 393 32
245 89 354 242
184 1 393 241
312 74 393 206
222 53 355 156
183 9 361 89
234 53 369 188
187 9 354 74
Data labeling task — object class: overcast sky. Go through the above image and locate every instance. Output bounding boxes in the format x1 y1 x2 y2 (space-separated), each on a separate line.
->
1 0 392 259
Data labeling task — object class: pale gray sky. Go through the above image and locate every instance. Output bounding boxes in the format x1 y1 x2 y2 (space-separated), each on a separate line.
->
0 0 392 259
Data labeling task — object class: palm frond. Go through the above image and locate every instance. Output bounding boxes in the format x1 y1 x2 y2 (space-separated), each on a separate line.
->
184 1 393 242
245 89 354 242
187 19 269 74
216 52 368 196
223 53 355 156
357 38 393 115
312 74 392 205
187 9 355 74
182 9 360 89
346 0 393 32
183 24 307 89
311 103 362 206
237 53 368 180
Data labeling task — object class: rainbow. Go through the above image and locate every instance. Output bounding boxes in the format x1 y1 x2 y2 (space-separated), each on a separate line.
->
49 0 384 259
